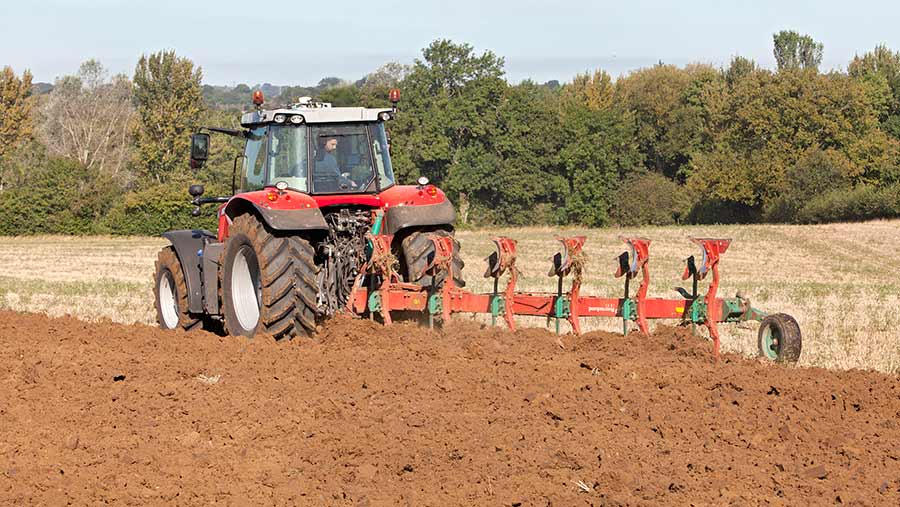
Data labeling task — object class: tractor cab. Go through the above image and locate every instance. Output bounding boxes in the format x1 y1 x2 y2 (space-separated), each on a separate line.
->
188 91 401 200
235 98 396 196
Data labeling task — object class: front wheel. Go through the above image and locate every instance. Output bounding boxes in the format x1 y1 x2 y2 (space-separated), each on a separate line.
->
154 246 202 331
757 313 802 362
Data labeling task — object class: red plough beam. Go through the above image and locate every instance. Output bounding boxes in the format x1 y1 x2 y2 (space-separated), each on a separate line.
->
349 234 768 359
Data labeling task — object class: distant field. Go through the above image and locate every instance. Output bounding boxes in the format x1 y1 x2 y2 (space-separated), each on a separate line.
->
2 220 899 373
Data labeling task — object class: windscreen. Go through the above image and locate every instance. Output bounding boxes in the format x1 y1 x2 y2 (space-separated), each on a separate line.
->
267 125 308 191
310 124 376 193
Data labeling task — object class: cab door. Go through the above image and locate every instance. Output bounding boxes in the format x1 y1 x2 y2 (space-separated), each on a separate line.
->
241 126 268 192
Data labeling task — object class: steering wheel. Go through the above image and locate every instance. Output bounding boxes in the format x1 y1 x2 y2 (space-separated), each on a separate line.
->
339 173 358 190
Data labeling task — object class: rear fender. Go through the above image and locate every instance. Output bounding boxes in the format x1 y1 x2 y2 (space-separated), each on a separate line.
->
161 230 216 314
384 200 456 236
221 197 328 235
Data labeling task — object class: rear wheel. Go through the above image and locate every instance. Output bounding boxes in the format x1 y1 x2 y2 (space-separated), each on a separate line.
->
401 229 465 288
153 247 202 331
289 236 319 336
757 313 802 362
220 214 297 339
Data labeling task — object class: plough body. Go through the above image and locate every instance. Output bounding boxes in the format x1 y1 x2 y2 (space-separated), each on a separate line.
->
349 234 780 360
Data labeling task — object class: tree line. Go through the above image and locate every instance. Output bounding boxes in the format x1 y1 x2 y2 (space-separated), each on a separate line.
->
2 31 900 235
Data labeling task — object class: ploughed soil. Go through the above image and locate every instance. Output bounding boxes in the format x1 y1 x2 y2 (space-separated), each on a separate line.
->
1 311 899 506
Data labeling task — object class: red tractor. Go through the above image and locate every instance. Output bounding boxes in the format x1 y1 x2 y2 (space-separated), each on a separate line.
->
154 90 463 339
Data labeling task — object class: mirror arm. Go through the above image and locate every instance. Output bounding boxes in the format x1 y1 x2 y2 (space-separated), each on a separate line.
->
192 196 231 205
202 126 248 138
190 196 231 217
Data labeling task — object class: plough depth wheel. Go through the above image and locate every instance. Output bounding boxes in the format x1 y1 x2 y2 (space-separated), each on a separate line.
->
758 313 802 362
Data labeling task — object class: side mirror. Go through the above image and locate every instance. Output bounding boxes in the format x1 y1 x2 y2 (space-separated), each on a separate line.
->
190 133 210 169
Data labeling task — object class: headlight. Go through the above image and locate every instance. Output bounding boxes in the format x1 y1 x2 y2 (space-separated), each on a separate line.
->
417 176 429 186
273 114 286 123
275 181 288 191
289 115 304 124
379 111 393 121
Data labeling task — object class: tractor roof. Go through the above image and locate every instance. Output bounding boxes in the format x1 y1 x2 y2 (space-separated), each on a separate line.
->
240 106 393 128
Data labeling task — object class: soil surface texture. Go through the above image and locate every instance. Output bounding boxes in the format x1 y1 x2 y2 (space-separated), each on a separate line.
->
1 310 899 506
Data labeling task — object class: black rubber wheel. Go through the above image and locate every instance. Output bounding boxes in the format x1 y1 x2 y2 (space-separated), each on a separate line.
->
153 246 202 331
757 313 802 362
220 214 297 339
288 236 319 336
401 229 465 288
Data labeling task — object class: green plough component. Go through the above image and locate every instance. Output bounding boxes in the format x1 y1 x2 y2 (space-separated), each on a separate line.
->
686 297 767 325
621 298 637 335
368 292 382 313
553 296 570 335
428 294 442 315
490 295 504 326
743 306 768 322
690 301 707 324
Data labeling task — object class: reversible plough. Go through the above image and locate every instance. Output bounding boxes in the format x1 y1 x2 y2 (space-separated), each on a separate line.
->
349 234 802 362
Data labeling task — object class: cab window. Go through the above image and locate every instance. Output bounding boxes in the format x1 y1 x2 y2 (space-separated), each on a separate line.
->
268 125 308 192
310 124 374 193
242 126 267 192
370 122 395 189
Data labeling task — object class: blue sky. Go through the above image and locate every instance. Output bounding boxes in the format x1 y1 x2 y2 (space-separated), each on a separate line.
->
1 0 896 85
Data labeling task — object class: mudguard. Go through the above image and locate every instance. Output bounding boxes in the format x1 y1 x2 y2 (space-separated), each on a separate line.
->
223 198 329 231
161 229 216 314
384 200 456 235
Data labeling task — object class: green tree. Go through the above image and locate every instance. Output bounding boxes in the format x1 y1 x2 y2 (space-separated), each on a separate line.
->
357 62 410 108
447 81 567 224
131 50 204 184
616 64 720 180
560 70 615 111
0 66 34 164
559 98 642 226
612 170 690 226
849 45 900 139
773 30 823 72
0 140 47 192
725 56 757 86
391 39 505 190
0 156 120 234
318 85 362 106
688 67 897 212
763 148 853 222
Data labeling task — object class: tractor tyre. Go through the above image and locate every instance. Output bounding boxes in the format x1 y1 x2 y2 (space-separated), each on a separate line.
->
401 229 465 288
154 246 202 331
288 236 319 336
757 313 802 363
220 214 297 339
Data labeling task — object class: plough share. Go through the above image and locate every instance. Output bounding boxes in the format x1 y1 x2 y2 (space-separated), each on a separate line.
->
349 234 802 362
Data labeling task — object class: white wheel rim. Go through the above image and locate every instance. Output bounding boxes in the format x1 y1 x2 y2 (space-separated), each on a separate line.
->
158 271 179 329
232 246 261 331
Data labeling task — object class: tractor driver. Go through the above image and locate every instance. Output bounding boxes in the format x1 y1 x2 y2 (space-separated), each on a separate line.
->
318 137 340 176
315 136 356 191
